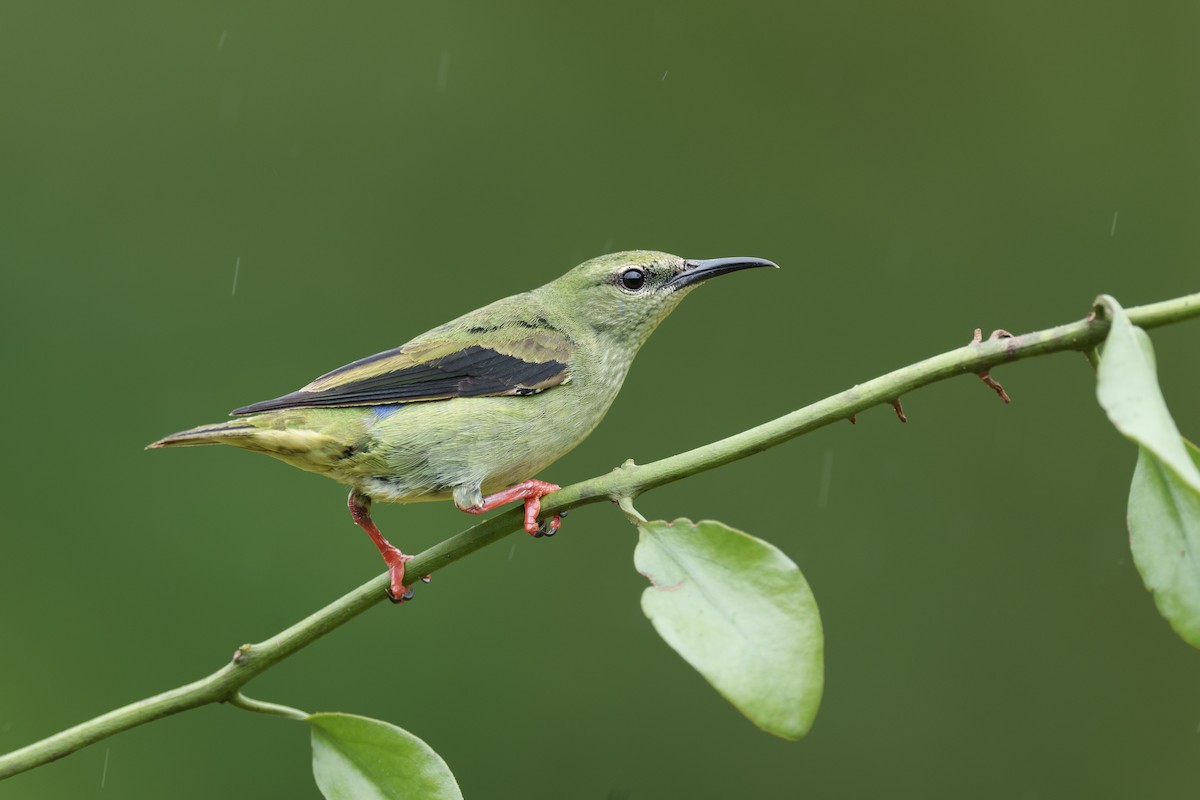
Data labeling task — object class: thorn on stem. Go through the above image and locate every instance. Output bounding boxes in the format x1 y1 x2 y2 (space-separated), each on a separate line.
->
890 399 907 423
970 328 1014 345
847 414 857 425
977 371 1012 403
968 327 1014 403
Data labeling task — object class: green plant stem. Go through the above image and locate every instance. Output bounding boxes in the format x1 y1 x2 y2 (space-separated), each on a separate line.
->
2 290 1197 780
227 692 309 721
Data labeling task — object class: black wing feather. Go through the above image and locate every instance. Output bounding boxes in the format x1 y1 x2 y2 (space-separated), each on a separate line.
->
231 345 568 415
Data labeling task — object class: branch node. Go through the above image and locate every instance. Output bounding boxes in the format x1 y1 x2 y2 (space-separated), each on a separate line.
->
232 644 253 665
890 399 908 423
1089 295 1118 323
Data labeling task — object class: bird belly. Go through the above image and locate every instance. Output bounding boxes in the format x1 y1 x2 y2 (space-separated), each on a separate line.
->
348 386 614 504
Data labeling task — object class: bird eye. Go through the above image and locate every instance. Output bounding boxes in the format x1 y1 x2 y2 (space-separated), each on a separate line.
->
619 268 646 291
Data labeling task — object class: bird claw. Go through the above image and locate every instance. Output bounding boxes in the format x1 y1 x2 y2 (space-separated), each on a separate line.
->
385 585 416 604
382 549 414 604
532 515 561 538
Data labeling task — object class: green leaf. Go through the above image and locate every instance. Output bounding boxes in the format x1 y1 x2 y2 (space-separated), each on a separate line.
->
309 712 462 800
1095 296 1200 487
1095 295 1200 649
633 518 824 739
1128 441 1200 648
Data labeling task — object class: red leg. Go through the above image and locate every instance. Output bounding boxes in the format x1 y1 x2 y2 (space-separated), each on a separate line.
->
462 479 562 536
348 490 413 603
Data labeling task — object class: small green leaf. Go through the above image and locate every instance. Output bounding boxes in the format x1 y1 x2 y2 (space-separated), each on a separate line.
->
309 712 462 800
1095 295 1200 649
1095 295 1200 489
1128 441 1200 648
634 518 824 739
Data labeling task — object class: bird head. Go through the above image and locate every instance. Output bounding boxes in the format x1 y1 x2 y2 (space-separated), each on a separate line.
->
539 250 778 347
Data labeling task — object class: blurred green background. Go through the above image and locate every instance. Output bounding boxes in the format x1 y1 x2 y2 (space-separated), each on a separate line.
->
2 2 1198 798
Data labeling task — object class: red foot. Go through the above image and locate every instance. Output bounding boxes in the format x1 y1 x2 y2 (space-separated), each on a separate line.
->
464 479 562 536
381 548 414 603
349 490 416 603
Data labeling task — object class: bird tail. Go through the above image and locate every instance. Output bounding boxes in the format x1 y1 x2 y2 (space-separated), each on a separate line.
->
146 414 350 474
146 420 263 449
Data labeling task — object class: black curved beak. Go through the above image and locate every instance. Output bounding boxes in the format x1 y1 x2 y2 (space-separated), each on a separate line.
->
666 257 780 291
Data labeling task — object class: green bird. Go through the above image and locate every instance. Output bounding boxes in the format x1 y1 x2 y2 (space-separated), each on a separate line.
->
149 251 776 601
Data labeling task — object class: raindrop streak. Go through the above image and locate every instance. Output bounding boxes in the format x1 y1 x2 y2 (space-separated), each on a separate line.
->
508 541 517 561
437 52 451 91
817 448 834 509
101 747 110 788
1111 211 1118 236
231 256 241 296
217 31 227 51
661 70 669 81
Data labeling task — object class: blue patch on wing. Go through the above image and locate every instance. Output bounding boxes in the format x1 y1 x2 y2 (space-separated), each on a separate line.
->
369 404 405 421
